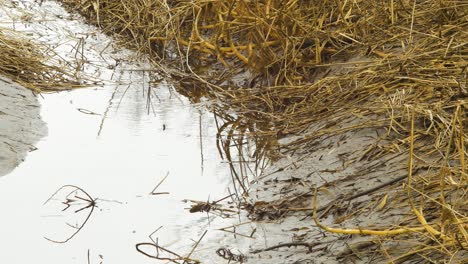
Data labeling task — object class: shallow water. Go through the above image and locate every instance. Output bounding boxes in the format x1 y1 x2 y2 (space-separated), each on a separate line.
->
0 2 311 264
0 1 235 263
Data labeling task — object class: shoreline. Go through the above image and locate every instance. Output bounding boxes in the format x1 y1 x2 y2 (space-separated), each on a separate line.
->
0 75 46 176
210 119 420 263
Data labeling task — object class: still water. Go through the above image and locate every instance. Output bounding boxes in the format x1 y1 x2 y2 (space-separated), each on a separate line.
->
0 1 234 263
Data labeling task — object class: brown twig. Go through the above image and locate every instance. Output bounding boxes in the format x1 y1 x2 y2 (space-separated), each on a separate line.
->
251 242 320 254
44 185 96 243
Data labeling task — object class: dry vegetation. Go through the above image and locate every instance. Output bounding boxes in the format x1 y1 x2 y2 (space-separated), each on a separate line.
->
59 0 467 262
0 28 80 92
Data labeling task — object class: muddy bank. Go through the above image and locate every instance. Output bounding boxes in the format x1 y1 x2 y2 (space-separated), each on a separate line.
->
0 75 46 176
209 116 467 263
221 123 424 263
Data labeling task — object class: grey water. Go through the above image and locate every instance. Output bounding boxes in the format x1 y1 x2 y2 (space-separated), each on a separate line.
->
0 1 235 263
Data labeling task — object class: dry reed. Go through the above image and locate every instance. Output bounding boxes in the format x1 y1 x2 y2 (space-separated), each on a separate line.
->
0 28 80 92
59 0 467 262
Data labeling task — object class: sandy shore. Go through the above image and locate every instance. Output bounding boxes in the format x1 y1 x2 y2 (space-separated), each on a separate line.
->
0 75 46 176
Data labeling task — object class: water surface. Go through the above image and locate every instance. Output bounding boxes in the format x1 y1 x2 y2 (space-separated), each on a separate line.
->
0 1 233 263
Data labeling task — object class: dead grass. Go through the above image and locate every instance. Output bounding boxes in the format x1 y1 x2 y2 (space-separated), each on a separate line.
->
0 28 81 92
59 0 467 262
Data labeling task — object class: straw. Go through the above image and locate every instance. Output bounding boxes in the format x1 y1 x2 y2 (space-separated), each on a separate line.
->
59 0 467 261
0 28 82 92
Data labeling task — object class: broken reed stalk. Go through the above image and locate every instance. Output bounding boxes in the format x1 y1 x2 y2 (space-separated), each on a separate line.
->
0 29 80 92
43 185 97 243
59 0 467 262
312 188 427 236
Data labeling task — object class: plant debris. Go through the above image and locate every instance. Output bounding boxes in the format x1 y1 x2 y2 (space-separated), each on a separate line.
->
59 0 467 262
216 247 247 263
0 28 82 92
43 185 97 243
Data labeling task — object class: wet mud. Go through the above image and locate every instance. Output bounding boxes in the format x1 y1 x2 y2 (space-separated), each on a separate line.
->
0 75 46 176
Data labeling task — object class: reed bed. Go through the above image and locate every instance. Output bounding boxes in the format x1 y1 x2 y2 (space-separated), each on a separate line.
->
0 28 79 92
59 0 467 262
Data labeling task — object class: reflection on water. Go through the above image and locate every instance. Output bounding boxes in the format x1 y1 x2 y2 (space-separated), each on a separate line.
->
0 75 232 264
0 78 231 264
0 1 233 263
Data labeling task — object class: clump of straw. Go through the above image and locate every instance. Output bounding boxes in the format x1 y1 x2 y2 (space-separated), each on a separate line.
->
0 29 79 92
